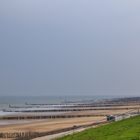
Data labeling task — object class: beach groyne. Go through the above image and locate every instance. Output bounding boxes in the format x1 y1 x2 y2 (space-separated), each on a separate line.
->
3 106 140 113
0 114 105 120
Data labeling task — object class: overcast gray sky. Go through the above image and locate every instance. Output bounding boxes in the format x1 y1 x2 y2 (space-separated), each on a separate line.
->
0 0 140 96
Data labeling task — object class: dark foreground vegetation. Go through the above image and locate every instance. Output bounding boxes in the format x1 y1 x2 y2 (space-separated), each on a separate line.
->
57 115 140 140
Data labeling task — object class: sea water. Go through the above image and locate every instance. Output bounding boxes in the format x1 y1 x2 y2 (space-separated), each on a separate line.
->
0 95 113 106
0 95 117 125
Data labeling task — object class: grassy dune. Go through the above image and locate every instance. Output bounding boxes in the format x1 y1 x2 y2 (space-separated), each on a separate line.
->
57 115 140 140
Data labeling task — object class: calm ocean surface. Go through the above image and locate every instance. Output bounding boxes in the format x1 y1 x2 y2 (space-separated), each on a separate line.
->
0 95 126 125
0 95 119 109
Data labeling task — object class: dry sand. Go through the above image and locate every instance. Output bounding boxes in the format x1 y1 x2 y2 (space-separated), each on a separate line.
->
0 117 105 133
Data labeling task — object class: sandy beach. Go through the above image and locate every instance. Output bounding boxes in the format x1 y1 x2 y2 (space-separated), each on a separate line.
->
1 96 140 140
0 102 140 140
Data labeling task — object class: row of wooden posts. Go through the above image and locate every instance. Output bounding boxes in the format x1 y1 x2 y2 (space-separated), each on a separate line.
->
0 114 105 120
4 106 140 113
